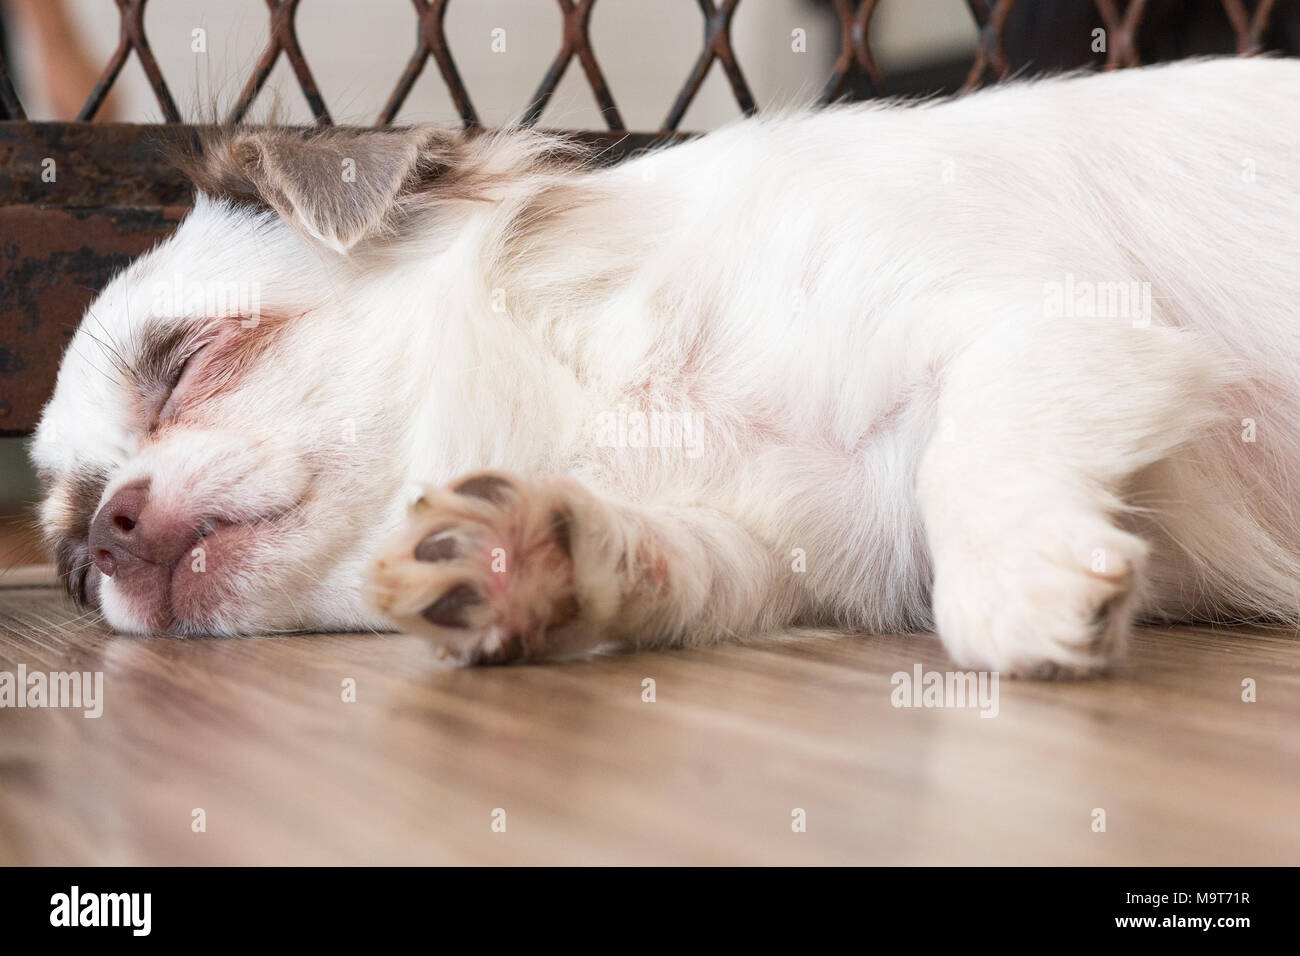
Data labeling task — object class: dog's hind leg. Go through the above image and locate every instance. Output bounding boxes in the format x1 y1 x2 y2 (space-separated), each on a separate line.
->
917 318 1229 677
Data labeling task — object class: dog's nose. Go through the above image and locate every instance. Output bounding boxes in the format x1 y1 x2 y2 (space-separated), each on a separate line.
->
89 482 150 577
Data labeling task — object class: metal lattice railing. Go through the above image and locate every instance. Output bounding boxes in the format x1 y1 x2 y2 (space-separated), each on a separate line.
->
0 0 1287 130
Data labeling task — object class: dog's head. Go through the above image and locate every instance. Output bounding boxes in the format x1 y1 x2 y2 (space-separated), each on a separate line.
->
30 125 560 635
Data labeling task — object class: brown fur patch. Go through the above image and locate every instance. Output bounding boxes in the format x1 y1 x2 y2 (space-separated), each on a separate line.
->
179 126 474 214
173 124 592 250
41 466 110 606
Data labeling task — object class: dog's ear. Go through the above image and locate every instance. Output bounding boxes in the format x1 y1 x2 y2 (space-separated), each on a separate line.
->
195 127 447 254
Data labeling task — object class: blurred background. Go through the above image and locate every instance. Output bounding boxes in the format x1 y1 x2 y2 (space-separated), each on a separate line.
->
2 0 1298 563
2 0 982 127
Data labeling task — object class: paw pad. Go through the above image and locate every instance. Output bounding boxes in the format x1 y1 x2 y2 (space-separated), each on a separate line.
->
367 471 588 665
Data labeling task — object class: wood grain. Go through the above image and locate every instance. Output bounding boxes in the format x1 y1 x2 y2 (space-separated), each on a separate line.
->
0 564 1296 865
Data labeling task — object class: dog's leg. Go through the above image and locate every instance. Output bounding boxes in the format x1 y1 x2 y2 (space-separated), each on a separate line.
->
917 319 1225 677
367 472 779 663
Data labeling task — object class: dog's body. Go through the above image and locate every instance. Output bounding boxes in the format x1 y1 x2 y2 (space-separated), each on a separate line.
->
32 57 1300 672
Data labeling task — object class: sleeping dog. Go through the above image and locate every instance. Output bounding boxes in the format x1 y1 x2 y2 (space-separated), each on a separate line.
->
31 58 1300 673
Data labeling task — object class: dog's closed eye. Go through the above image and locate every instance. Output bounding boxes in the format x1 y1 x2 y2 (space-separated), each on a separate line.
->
136 318 282 430
153 341 210 429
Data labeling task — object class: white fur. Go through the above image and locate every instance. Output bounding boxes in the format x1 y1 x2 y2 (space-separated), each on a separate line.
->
32 58 1300 672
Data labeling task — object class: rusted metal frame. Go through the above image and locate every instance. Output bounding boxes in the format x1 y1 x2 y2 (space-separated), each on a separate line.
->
523 0 625 131
821 0 884 103
962 0 1019 92
379 0 478 127
0 122 192 436
0 124 686 206
79 0 180 122
0 204 189 436
1092 0 1149 69
0 48 25 120
1220 0 1279 55
662 0 756 133
230 0 332 125
0 123 198 206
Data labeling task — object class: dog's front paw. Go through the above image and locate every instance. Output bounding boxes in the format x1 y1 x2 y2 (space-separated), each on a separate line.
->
930 517 1146 678
366 471 615 664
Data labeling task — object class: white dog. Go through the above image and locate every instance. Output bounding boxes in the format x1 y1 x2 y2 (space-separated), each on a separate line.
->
30 57 1300 673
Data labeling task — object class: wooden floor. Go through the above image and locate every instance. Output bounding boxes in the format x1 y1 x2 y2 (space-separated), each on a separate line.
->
0 563 1296 865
